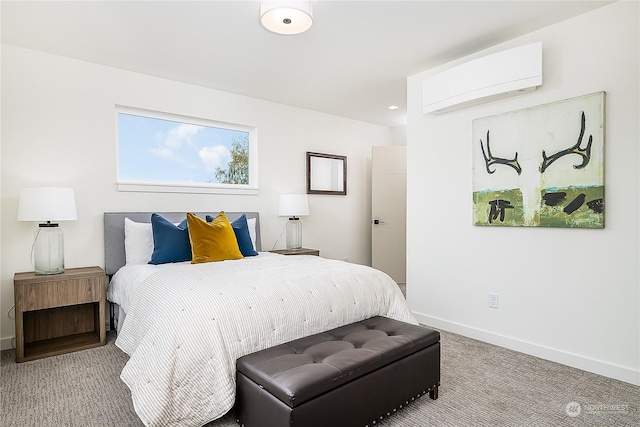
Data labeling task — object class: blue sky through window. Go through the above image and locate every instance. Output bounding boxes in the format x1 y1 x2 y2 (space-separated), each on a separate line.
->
118 112 249 184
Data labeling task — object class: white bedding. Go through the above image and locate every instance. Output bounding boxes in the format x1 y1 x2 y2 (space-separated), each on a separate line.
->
111 253 417 427
107 261 190 330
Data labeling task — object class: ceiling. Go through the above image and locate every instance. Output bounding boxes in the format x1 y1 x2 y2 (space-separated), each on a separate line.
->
1 1 612 128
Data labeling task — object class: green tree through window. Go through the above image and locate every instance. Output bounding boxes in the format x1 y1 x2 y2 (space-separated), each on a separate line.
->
214 135 249 184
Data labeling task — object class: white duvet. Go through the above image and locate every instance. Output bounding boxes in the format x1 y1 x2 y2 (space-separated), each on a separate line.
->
112 253 417 427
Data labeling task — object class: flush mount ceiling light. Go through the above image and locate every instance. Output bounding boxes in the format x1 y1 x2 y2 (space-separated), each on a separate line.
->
260 0 313 35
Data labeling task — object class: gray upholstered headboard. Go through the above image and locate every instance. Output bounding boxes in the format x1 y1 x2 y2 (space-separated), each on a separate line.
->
104 212 261 276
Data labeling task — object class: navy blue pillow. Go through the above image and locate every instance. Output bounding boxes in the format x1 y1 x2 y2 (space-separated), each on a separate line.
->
148 213 192 264
206 213 258 257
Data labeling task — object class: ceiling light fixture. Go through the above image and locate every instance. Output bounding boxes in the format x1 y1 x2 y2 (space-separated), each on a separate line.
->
388 105 399 110
260 0 313 35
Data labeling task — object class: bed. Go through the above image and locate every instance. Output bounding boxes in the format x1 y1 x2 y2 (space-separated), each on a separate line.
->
104 211 417 427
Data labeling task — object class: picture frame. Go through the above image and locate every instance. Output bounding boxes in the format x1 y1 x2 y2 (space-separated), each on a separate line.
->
306 152 347 195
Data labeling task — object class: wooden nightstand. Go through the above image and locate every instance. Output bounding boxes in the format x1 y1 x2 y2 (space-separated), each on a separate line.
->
270 248 320 256
14 266 106 362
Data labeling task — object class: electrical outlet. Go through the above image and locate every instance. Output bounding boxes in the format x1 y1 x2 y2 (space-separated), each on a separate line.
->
488 292 499 309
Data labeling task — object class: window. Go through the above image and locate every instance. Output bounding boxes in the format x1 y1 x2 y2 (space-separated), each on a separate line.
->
116 107 258 194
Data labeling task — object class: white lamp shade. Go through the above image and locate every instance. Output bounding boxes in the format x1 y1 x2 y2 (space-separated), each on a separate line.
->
279 194 309 217
260 0 313 35
17 187 78 222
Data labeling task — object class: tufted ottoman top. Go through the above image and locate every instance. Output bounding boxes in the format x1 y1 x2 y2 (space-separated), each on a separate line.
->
236 316 440 408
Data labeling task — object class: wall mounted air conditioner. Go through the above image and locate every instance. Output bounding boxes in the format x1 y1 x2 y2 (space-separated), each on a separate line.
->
422 42 542 114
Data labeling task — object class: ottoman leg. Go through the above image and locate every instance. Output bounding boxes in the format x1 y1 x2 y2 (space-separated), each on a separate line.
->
429 385 439 400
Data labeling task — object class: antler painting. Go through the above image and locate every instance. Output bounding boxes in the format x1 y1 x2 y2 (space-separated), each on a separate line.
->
472 92 604 228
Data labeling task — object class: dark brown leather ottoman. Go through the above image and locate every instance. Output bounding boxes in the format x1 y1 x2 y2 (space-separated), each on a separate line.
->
235 316 440 427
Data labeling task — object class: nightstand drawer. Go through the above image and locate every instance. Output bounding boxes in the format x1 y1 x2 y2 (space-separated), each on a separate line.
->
21 277 101 311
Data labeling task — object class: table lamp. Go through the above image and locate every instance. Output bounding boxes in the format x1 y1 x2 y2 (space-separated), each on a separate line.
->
278 194 309 250
17 187 78 275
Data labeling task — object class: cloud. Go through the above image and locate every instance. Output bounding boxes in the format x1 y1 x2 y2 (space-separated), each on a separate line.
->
151 147 174 158
162 123 203 148
150 123 204 167
199 145 231 172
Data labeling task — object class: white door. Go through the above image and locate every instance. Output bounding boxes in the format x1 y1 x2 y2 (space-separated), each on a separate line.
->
371 146 406 284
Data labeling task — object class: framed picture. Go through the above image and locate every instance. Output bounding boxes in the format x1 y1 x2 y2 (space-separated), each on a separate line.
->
472 92 605 228
306 152 347 195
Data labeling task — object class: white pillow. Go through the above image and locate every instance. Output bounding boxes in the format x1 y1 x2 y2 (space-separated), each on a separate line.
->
124 218 154 265
247 217 257 251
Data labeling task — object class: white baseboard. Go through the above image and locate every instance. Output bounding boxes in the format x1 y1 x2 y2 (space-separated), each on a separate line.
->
1 336 15 351
414 311 640 386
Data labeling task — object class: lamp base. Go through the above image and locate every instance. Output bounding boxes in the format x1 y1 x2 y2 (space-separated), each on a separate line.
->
33 224 65 275
285 217 302 250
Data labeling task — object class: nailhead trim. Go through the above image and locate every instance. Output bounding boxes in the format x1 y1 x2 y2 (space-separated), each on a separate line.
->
363 387 436 426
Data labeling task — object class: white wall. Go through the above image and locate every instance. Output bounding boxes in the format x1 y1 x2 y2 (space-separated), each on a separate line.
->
407 1 639 385
0 44 392 347
390 125 407 146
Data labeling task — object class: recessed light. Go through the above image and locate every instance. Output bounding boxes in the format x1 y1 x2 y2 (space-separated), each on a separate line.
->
388 105 399 110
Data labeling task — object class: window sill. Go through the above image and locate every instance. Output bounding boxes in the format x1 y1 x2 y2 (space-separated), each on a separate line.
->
117 182 259 195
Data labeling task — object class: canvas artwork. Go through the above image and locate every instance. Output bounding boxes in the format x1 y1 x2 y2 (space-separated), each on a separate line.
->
472 92 605 228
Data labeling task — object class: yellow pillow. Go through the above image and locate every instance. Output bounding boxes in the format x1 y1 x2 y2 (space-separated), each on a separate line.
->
187 212 243 263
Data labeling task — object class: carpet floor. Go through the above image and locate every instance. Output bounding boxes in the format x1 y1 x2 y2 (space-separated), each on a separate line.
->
1 329 637 427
